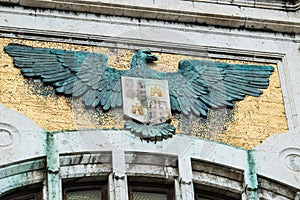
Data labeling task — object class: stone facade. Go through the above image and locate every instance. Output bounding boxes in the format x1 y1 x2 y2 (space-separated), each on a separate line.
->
0 0 299 199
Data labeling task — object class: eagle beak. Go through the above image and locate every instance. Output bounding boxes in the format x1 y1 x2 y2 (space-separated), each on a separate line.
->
146 53 158 62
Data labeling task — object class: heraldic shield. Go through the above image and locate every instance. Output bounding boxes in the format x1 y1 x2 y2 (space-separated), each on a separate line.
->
121 77 172 125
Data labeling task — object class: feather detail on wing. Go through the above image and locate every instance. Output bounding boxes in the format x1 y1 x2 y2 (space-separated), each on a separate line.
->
4 44 127 110
167 60 274 116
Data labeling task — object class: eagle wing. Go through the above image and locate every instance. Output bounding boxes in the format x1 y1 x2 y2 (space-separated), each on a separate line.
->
4 44 127 110
166 60 274 116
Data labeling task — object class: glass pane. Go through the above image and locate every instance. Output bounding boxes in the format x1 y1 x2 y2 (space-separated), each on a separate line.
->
66 190 101 200
11 195 39 200
195 194 226 200
133 192 167 200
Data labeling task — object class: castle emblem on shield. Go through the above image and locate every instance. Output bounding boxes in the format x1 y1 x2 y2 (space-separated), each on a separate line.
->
121 77 172 124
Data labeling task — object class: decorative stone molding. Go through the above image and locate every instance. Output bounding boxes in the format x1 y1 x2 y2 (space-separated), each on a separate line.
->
0 158 46 196
257 176 299 199
0 123 18 148
0 104 45 166
0 103 45 196
0 128 298 198
255 129 300 189
0 1 299 198
49 130 249 200
0 0 299 33
280 148 300 172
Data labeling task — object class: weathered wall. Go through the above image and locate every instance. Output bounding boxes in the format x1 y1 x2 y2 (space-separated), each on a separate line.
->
0 38 288 149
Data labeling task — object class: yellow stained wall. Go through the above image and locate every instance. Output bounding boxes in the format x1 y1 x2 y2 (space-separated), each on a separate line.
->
0 38 288 149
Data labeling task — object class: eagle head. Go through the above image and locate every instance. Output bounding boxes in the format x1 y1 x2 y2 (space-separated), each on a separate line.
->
130 49 158 68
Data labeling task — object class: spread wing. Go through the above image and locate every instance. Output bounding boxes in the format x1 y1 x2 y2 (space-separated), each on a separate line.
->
166 60 274 116
4 44 127 110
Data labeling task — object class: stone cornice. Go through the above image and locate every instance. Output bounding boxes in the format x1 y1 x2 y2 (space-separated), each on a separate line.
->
0 0 299 34
201 0 300 11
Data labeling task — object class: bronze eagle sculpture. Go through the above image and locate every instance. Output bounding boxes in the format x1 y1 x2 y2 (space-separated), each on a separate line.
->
4 44 274 140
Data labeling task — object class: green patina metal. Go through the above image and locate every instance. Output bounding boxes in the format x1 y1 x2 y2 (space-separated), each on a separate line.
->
0 158 46 195
46 132 60 200
0 158 45 180
4 44 274 140
246 150 259 200
0 173 35 195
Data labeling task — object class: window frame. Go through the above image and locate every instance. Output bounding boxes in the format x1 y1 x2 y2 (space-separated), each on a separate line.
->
128 184 174 200
0 184 43 200
63 182 108 200
195 192 237 200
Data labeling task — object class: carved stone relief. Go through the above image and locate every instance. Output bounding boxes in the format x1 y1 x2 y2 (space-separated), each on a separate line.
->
279 148 300 172
0 123 19 148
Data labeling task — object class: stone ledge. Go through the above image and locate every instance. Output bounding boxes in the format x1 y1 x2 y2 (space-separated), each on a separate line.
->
0 0 299 34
